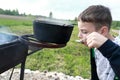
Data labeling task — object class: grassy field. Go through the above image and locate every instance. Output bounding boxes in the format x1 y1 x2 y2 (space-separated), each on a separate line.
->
0 15 119 79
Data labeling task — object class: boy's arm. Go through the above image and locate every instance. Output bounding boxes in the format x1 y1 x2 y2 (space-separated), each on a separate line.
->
98 39 120 79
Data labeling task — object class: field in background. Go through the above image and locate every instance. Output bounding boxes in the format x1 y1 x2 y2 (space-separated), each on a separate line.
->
0 15 119 79
0 14 34 35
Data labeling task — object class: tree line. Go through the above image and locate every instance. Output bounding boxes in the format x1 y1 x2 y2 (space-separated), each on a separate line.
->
0 8 26 16
112 21 120 29
1 8 120 28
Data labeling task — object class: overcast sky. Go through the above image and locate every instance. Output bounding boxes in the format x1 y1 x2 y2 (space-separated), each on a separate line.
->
0 0 120 20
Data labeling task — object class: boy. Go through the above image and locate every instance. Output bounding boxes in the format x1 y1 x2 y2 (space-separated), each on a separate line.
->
78 5 120 80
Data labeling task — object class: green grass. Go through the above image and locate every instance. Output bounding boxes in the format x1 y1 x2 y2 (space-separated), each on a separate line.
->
9 25 33 35
0 17 33 26
0 16 33 35
25 45 90 78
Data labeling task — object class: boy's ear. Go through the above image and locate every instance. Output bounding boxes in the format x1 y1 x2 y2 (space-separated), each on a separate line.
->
100 26 108 36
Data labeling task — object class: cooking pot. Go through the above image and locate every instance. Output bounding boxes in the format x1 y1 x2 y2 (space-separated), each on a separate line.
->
33 18 74 44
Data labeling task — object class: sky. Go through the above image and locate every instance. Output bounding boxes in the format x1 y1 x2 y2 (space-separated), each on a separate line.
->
0 0 120 20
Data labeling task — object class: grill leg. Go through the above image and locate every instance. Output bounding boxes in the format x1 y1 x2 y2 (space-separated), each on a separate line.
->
20 57 27 80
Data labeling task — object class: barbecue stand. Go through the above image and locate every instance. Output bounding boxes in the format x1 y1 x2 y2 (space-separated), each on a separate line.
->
11 34 66 80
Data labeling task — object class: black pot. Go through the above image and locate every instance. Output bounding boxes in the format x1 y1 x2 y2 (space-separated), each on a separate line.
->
33 18 74 44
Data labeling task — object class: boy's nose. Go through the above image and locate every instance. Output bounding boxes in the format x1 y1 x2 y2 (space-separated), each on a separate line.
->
78 32 82 38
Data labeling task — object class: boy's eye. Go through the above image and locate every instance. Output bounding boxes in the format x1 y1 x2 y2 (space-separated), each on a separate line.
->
81 30 88 34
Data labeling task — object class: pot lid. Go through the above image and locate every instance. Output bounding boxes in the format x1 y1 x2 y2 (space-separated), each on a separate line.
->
34 18 74 27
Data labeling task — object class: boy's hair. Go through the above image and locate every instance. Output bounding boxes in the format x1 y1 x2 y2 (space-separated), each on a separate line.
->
78 5 112 31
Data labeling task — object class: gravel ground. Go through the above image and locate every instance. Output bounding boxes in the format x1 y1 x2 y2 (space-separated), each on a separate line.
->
0 69 89 80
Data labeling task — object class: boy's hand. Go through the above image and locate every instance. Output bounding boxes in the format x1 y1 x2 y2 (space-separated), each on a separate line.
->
86 32 108 48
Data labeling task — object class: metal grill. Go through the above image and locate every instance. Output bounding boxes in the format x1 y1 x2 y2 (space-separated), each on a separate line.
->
0 33 66 80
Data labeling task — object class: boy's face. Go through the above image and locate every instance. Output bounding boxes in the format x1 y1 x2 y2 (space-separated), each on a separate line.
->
78 21 98 46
